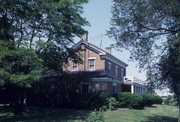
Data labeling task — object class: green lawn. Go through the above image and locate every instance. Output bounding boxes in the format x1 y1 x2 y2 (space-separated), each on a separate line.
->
0 104 178 122
104 104 178 122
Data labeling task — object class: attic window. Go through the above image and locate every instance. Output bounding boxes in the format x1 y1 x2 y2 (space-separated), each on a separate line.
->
72 62 78 69
88 59 95 70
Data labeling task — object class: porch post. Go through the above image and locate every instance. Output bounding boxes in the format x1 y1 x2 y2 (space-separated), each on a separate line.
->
131 85 134 93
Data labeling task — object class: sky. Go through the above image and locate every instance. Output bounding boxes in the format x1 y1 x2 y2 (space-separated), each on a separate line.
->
74 0 147 81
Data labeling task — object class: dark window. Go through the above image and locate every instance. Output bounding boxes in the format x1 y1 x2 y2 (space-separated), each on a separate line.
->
108 62 112 71
81 84 89 93
115 66 118 77
72 62 77 69
113 85 117 94
88 59 95 69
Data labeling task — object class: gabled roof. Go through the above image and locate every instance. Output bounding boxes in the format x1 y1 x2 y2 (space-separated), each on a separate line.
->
72 40 128 68
73 40 106 54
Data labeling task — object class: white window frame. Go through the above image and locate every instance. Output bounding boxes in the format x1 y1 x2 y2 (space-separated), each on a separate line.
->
88 57 96 70
72 61 78 70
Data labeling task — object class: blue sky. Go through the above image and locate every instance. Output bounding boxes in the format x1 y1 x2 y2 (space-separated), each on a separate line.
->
75 0 146 80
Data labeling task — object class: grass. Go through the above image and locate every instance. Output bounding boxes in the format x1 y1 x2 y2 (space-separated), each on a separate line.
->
0 104 178 122
104 104 178 122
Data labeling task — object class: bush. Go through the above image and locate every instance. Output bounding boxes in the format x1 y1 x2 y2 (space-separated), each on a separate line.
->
141 94 155 106
164 96 178 106
114 92 143 109
141 94 163 106
27 76 108 110
153 95 163 104
86 109 104 122
105 97 119 111
77 91 108 110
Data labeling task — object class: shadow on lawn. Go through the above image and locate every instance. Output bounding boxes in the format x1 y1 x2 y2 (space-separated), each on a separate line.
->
0 106 91 122
143 115 178 122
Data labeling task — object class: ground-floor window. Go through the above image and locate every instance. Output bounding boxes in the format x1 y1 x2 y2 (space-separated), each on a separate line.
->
81 84 89 93
113 83 117 94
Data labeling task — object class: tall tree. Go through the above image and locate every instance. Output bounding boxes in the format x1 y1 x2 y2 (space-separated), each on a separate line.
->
108 0 180 120
0 0 89 71
159 38 180 114
0 40 42 115
0 0 89 115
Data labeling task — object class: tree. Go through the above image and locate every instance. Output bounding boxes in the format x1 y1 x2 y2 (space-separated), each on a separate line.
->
159 38 180 106
108 0 180 120
146 68 156 94
0 0 89 115
0 40 42 115
0 0 88 72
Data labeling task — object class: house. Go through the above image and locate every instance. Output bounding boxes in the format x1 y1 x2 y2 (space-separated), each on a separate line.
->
122 76 147 94
63 39 128 96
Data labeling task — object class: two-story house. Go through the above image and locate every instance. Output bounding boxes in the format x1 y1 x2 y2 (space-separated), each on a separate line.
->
63 40 128 96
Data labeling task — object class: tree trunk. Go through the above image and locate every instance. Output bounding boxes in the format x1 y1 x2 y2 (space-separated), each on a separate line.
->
178 95 180 122
14 100 24 115
14 89 26 116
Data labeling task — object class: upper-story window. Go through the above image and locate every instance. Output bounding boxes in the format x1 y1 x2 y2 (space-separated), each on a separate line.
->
88 59 95 70
108 62 112 71
121 68 124 80
115 66 118 77
72 62 78 70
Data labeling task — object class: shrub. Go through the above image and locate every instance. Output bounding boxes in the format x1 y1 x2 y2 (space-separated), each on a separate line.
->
153 95 163 104
169 98 178 106
164 96 178 106
78 91 108 110
114 92 143 109
105 97 119 111
141 94 163 106
27 75 108 110
86 109 104 122
141 94 155 106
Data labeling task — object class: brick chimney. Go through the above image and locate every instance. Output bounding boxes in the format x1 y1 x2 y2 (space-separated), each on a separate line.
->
105 47 112 54
80 31 88 41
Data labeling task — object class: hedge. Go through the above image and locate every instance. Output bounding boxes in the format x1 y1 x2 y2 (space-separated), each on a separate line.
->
113 92 163 109
113 92 143 109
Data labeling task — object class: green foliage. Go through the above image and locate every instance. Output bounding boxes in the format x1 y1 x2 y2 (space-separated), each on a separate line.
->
83 91 108 110
141 94 155 106
153 95 163 104
0 0 89 115
108 0 180 118
27 73 107 110
141 94 163 106
108 0 180 68
105 97 119 111
0 40 42 87
164 96 178 106
0 0 89 43
113 93 162 109
0 40 43 115
0 0 89 74
159 39 180 98
108 0 180 96
114 92 143 109
86 109 104 122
